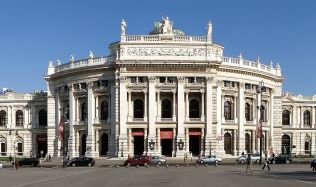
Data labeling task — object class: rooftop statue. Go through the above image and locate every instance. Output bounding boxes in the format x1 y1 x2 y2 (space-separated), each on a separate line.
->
121 19 127 35
70 55 75 62
161 16 173 34
89 50 94 59
207 21 212 37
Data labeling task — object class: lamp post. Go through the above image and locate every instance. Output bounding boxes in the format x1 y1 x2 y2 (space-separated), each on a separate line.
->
9 130 17 169
257 80 266 166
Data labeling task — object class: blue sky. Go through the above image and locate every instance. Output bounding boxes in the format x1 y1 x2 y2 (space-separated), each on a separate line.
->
0 0 315 95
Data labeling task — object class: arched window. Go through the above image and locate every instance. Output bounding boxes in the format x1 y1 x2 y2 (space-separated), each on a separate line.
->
282 110 290 125
161 99 172 118
38 109 47 126
224 101 232 120
189 99 200 118
81 103 87 121
245 103 251 121
303 110 311 127
100 101 108 120
16 110 23 127
0 110 7 126
133 99 144 118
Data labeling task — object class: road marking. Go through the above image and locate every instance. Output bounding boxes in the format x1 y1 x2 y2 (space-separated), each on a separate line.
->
13 169 97 187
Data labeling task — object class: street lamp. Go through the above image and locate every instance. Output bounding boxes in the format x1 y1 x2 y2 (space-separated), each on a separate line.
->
9 130 18 169
257 80 266 165
178 139 184 150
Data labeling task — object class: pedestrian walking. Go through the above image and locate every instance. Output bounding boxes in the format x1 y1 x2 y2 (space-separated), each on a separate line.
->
311 156 316 171
48 154 52 162
246 154 252 173
9 155 12 162
262 154 270 170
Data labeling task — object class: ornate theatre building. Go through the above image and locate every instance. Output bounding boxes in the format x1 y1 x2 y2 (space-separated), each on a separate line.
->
0 17 315 158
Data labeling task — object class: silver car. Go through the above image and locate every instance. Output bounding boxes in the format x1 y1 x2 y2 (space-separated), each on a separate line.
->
236 153 260 164
150 156 166 165
196 155 222 164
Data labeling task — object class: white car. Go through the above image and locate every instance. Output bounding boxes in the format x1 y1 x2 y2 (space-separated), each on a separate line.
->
196 155 222 164
236 153 261 164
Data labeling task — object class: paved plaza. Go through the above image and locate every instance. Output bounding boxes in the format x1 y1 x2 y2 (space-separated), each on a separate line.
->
0 164 315 187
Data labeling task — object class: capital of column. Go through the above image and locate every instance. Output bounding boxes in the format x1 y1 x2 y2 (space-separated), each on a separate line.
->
87 81 94 89
148 76 156 84
216 80 223 87
200 88 205 94
143 88 148 94
177 76 185 84
171 88 177 94
119 76 127 84
206 77 213 84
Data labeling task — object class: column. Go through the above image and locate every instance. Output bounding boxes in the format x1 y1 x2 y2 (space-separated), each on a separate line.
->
144 90 148 122
185 128 189 152
86 82 97 157
312 107 316 128
46 83 57 157
177 76 186 156
147 76 156 154
234 96 237 123
157 91 161 121
24 107 29 129
300 106 303 128
128 91 132 121
292 105 296 127
216 80 225 155
107 95 111 123
68 84 76 157
119 77 128 157
201 90 205 121
205 77 212 156
233 129 237 156
269 90 274 149
238 83 245 155
185 90 189 121
157 128 161 155
95 95 99 120
172 90 176 121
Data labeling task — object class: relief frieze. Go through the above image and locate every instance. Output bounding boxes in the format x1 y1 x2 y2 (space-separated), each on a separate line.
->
126 66 206 72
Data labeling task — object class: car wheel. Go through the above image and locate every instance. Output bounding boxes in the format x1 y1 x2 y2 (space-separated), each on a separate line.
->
256 160 259 163
157 161 162 165
240 160 245 164
72 163 76 167
200 160 204 164
215 160 219 164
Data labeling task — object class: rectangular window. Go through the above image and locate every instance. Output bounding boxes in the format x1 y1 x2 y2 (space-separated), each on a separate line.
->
245 83 252 90
1 143 5 156
188 77 194 83
131 77 136 83
159 77 166 83
196 77 202 83
167 77 174 83
138 77 144 83
17 143 23 156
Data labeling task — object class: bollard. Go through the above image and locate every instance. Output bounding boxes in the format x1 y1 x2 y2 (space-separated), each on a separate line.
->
0 162 2 169
156 165 159 168
205 164 208 167
116 165 119 168
176 164 178 167
136 165 139 168
186 165 189 167
146 165 149 168
196 164 198 167
166 164 169 168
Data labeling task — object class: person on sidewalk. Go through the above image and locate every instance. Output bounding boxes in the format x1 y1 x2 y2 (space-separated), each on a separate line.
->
246 154 252 173
262 154 270 171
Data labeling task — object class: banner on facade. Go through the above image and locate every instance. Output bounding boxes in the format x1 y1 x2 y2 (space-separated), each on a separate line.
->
132 132 144 136
256 117 263 138
160 131 173 139
189 131 201 136
58 115 65 141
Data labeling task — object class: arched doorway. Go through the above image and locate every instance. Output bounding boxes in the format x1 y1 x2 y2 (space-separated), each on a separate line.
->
81 134 87 156
281 135 290 154
245 133 250 153
100 133 108 156
224 133 232 154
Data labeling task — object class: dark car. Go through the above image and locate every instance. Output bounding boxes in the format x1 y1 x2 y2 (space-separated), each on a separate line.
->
66 157 95 167
269 154 292 164
18 158 39 167
124 155 151 166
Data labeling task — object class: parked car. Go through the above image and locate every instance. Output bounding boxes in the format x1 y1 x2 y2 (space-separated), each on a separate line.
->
124 155 151 166
269 154 292 164
66 157 95 167
150 156 166 165
196 155 222 164
236 153 261 164
18 158 39 167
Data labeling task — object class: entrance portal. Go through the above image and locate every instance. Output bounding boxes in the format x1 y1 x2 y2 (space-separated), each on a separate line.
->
161 139 173 156
189 135 201 155
81 134 87 156
37 135 47 157
133 136 144 155
100 133 108 156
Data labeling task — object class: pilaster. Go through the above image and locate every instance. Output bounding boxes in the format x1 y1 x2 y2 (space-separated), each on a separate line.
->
176 76 185 156
205 77 213 156
119 76 128 158
147 76 156 155
86 81 97 157
67 84 76 157
238 82 245 155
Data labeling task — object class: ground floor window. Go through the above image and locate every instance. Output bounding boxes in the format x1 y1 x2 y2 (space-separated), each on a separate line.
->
17 142 23 156
1 142 6 156
305 141 310 154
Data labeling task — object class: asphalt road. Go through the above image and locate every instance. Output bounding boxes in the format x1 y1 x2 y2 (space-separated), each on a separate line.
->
0 164 315 187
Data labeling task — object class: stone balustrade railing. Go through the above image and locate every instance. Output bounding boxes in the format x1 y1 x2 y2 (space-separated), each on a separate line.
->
54 56 114 73
222 56 280 76
124 35 208 43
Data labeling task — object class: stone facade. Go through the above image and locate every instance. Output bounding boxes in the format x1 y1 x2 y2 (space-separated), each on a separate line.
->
1 17 315 159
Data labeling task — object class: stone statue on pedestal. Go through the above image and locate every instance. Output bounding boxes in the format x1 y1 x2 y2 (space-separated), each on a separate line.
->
121 19 127 35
